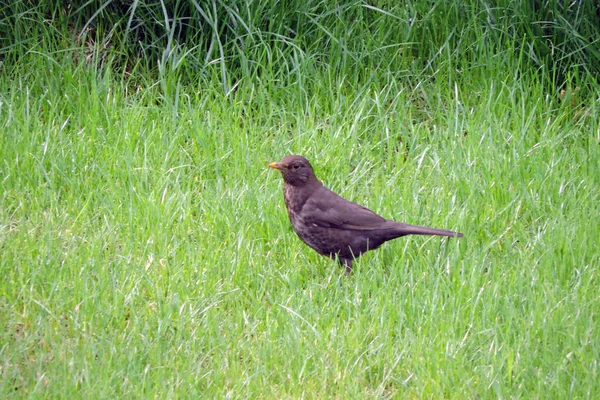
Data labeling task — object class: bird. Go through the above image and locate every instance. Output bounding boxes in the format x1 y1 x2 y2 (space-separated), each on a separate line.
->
269 155 463 275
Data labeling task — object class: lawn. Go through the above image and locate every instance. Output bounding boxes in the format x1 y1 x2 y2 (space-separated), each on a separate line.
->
1 1 599 398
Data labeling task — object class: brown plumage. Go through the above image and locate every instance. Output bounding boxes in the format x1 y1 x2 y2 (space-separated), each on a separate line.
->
269 155 463 274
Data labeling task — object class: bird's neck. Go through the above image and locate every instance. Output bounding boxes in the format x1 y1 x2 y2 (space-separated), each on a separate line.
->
283 181 319 213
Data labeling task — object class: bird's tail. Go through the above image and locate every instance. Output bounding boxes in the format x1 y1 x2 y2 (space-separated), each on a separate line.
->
390 222 463 238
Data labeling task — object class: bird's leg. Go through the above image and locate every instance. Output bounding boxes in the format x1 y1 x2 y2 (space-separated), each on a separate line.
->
342 258 353 276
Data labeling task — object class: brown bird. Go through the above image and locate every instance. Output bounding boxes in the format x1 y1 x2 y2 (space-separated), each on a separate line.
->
269 155 463 274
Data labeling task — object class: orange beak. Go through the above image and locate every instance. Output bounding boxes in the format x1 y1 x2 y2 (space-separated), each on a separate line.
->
269 162 281 169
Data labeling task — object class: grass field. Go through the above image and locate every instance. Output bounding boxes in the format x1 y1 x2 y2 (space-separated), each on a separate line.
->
2 1 599 398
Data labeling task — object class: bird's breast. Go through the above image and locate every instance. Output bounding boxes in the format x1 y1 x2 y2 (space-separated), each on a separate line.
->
283 185 308 214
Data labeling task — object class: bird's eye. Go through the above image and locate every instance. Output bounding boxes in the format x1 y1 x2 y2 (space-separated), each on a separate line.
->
292 164 300 170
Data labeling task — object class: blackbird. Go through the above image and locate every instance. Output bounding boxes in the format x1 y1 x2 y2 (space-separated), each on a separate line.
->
269 155 463 274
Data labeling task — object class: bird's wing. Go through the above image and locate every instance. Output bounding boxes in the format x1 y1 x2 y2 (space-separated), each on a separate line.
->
303 186 388 231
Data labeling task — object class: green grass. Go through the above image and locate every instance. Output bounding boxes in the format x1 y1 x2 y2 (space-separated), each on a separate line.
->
2 1 600 398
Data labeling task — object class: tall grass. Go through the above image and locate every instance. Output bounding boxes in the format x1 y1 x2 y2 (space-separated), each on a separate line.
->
3 1 599 87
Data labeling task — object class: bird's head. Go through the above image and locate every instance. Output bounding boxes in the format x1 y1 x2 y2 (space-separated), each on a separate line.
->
269 155 318 186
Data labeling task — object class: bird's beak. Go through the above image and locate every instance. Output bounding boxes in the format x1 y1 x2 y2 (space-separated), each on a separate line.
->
269 162 281 169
